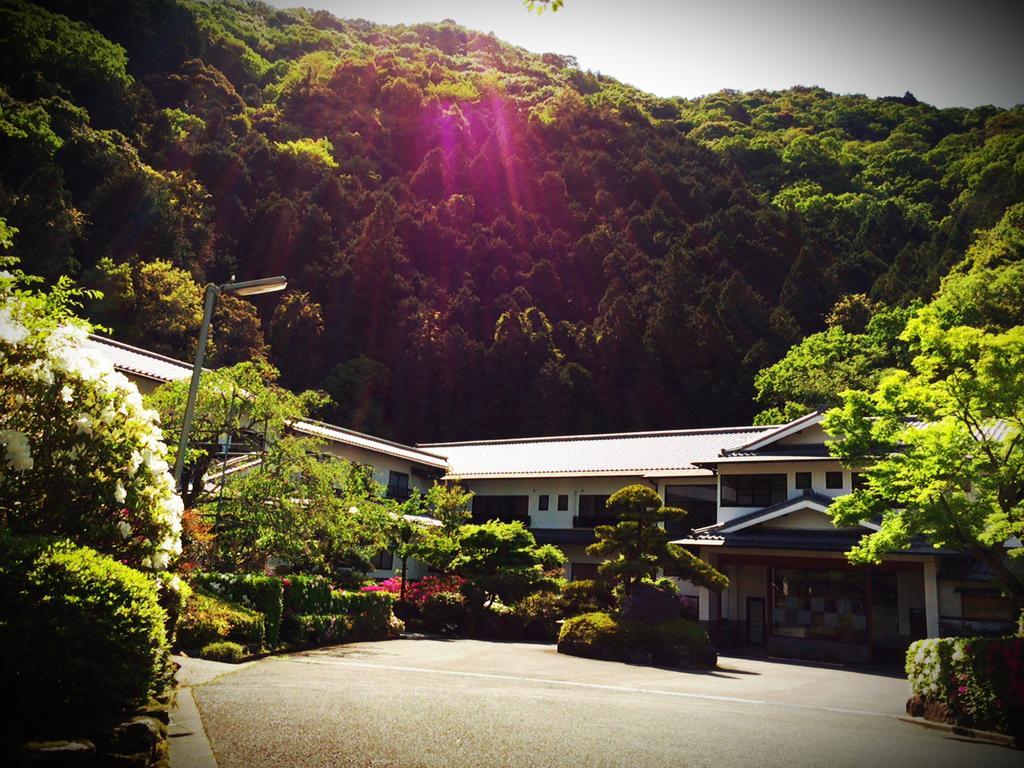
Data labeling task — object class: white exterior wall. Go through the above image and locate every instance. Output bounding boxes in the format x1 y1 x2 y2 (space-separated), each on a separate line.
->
716 459 850 525
317 441 437 494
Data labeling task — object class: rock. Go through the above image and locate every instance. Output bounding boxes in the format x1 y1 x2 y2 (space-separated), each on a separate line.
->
107 717 163 758
95 753 150 768
14 740 96 767
906 695 925 717
135 701 171 725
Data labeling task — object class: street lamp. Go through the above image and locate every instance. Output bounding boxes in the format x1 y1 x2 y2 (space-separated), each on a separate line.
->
172 276 288 492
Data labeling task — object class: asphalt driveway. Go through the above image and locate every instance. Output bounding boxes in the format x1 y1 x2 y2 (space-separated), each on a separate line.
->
181 639 1018 768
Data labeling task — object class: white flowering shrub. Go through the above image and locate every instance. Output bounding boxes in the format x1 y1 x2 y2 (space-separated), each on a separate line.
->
0 260 182 570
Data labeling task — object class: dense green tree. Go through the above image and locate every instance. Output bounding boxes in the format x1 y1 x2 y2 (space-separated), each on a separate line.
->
146 359 324 508
823 309 1024 610
587 485 728 597
448 521 565 617
1 0 1021 443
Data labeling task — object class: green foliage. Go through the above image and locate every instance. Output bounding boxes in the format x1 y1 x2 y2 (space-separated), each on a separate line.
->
199 640 246 663
176 590 265 650
274 137 338 168
557 611 712 668
419 591 466 633
449 520 565 614
588 485 728 596
907 637 1024 735
823 309 1024 604
0 536 168 738
560 578 613 616
511 589 564 640
282 573 334 615
1 1 1022 444
191 572 283 647
754 304 916 421
283 591 397 646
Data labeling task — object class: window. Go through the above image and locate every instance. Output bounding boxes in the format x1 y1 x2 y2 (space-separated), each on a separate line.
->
373 550 394 570
573 495 615 527
826 471 844 490
795 472 812 490
577 495 611 517
664 485 718 532
720 474 787 507
557 494 569 511
852 472 868 491
471 495 529 524
387 471 411 500
538 494 550 511
961 592 1015 621
571 562 600 581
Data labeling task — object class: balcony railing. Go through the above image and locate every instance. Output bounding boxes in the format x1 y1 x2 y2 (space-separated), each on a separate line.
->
572 514 618 528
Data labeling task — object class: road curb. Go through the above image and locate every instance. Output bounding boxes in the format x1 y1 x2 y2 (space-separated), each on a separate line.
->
168 686 218 768
899 716 1022 749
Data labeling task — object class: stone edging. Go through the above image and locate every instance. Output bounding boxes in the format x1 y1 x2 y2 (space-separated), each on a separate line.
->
899 716 1022 749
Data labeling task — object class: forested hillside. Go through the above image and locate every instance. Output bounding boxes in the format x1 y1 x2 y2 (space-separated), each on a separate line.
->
2 0 1022 441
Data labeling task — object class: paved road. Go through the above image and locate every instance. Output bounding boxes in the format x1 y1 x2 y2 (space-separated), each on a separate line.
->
189 639 1019 768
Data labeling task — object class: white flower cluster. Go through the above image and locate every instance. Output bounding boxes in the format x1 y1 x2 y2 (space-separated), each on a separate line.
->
907 638 949 696
0 429 33 473
1 288 184 570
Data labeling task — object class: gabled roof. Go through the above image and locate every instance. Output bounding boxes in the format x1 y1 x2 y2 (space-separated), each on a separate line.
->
723 411 824 455
292 419 448 470
419 426 775 479
83 335 194 383
701 490 839 534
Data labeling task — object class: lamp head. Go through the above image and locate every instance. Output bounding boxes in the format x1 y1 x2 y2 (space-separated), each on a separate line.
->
221 276 288 296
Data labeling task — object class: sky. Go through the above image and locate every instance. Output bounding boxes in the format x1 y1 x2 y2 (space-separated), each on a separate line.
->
267 0 1024 109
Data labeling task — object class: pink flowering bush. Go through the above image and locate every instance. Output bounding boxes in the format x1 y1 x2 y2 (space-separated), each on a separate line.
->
362 574 465 608
907 636 1024 735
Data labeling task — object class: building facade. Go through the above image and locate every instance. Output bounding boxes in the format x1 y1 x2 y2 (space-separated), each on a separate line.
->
88 335 1017 661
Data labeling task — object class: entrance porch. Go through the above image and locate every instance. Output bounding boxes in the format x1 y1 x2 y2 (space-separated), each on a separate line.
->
697 550 940 664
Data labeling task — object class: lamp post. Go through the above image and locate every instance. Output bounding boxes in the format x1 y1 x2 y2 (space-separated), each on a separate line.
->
172 276 288 493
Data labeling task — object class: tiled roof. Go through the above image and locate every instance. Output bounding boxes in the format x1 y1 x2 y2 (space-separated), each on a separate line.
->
292 419 448 469
83 335 193 382
420 426 774 479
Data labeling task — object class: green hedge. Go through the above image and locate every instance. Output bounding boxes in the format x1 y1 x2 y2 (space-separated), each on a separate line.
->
286 614 355 646
907 636 1024 735
557 611 713 668
200 641 246 663
282 574 334 615
281 590 396 646
0 536 168 738
193 572 284 646
176 591 265 650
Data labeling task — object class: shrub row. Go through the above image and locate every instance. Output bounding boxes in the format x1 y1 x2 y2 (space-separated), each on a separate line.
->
176 592 265 650
906 636 1024 735
0 536 168 739
191 572 284 646
281 590 397 646
558 612 714 668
